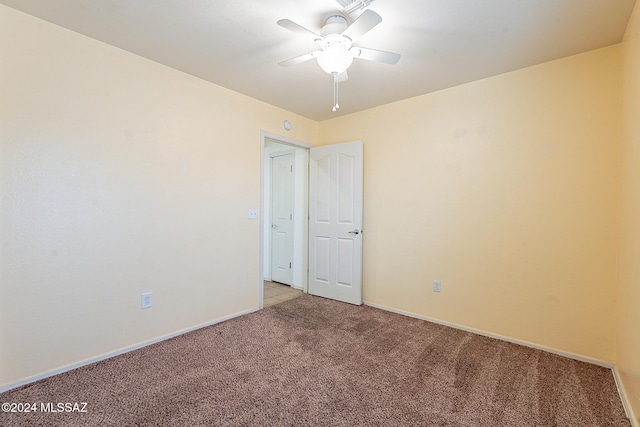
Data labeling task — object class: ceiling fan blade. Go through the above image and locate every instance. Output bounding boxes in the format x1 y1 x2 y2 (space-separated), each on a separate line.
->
342 9 382 42
278 51 320 67
277 19 321 41
351 47 400 65
336 71 349 83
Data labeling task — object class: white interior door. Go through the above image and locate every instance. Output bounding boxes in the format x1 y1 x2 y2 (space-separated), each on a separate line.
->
309 140 363 305
270 151 294 285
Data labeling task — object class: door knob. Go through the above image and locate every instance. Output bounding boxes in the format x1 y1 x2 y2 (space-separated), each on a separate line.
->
272 224 278 230
348 229 361 235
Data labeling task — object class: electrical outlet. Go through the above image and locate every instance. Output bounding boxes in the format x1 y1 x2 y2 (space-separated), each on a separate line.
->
141 292 153 309
433 280 441 293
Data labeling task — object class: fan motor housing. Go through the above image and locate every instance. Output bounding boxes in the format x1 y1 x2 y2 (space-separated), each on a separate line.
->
321 15 348 36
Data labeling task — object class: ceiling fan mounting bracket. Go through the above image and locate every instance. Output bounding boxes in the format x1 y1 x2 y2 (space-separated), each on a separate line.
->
323 15 348 28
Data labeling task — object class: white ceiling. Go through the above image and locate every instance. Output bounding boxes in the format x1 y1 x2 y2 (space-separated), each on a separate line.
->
2 0 636 121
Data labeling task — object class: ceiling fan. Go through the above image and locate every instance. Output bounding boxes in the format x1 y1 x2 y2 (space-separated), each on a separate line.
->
277 9 400 111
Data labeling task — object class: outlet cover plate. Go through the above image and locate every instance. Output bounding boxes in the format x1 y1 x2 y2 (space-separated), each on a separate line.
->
141 292 153 309
433 280 441 293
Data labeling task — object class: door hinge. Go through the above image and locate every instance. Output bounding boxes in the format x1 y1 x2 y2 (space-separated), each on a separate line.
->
289 262 292 268
290 165 293 172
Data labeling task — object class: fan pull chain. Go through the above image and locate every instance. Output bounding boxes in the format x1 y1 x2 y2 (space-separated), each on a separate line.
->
332 72 340 112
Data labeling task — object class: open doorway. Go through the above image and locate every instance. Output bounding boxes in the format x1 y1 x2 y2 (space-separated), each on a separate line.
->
268 148 295 286
259 133 364 308
260 132 312 308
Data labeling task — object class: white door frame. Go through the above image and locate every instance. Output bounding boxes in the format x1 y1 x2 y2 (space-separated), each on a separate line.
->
259 131 313 309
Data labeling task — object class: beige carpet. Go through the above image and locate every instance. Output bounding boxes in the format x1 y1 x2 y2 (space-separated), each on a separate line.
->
0 294 630 426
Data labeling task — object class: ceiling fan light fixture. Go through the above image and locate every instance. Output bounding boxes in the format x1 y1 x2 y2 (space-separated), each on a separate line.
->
316 43 354 74
277 8 398 112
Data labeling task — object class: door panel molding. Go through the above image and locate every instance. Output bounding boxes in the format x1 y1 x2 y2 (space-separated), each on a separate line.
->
309 140 363 305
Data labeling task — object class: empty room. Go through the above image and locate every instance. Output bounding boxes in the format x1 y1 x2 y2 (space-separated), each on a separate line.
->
1 0 639 425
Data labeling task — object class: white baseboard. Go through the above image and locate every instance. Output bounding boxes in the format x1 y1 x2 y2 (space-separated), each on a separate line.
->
613 366 640 427
0 307 259 394
363 300 612 368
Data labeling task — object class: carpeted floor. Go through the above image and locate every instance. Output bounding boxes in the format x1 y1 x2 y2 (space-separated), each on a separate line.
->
0 294 630 426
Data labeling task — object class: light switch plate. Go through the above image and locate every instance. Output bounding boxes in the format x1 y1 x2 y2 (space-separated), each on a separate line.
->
248 209 258 219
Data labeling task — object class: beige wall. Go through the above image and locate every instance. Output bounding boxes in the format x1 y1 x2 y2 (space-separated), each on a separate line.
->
0 5 318 386
619 0 640 422
320 46 622 363
2 2 639 414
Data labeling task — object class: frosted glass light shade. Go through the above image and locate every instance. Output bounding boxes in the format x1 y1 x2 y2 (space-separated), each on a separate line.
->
317 44 354 74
